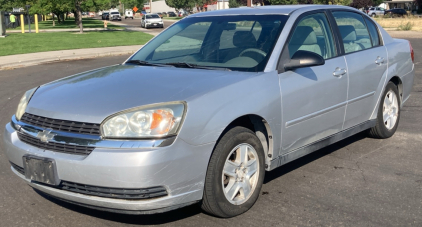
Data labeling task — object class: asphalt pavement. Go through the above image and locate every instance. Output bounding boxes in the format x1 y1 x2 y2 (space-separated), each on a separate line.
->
0 36 421 226
106 17 176 36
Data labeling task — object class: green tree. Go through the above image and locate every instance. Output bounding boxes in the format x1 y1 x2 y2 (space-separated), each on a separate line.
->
165 0 195 10
0 0 16 11
120 0 147 9
229 0 241 8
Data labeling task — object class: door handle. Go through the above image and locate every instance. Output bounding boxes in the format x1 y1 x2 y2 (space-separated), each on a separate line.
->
375 56 385 65
333 68 347 77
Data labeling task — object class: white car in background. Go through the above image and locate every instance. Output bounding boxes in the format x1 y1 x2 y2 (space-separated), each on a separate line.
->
141 13 164 29
367 7 385 17
125 10 133 19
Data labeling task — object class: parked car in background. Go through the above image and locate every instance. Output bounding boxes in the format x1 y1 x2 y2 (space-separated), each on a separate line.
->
4 5 414 218
101 12 109 20
385 8 408 17
167 11 176 17
162 12 168 17
125 10 133 19
367 7 385 17
109 11 121 21
141 10 147 15
141 13 164 28
157 12 163 18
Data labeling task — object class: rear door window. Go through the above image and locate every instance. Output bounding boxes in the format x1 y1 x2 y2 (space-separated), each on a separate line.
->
332 11 373 54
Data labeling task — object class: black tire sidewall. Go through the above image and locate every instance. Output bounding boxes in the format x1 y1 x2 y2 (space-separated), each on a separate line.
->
206 127 265 217
377 82 401 137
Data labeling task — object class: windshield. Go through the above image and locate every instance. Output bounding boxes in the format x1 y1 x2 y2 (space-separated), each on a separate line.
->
129 15 287 72
146 14 160 19
111 12 120 14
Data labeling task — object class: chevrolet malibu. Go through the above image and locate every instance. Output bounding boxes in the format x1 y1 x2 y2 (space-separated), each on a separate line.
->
4 5 415 218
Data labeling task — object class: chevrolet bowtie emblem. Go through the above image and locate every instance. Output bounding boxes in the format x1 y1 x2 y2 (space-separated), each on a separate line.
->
36 129 56 143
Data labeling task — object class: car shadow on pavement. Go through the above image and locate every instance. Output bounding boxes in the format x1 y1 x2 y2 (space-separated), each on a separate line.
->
264 132 367 184
34 190 203 225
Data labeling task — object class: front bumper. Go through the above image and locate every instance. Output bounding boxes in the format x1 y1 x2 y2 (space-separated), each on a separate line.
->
3 121 214 213
145 22 163 27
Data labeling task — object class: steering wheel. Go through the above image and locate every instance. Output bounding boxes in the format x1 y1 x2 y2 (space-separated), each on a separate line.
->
239 48 267 58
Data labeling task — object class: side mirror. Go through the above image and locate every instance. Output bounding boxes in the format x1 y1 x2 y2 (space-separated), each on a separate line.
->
284 50 325 71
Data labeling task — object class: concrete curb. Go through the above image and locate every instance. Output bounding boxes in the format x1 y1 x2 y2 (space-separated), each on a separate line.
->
6 28 124 33
0 45 142 71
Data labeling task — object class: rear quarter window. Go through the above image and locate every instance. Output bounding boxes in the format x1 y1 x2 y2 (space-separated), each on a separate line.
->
364 17 381 47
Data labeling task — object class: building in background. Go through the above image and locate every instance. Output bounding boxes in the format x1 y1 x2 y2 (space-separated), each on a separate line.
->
207 0 229 11
145 0 176 14
383 0 417 11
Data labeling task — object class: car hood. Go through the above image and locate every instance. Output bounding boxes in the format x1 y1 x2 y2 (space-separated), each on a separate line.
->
26 64 258 123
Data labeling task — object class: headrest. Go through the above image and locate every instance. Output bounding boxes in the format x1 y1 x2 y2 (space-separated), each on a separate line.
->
289 26 317 45
338 25 357 42
233 31 257 48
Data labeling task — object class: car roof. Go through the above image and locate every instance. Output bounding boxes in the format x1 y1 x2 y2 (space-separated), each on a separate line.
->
189 5 359 17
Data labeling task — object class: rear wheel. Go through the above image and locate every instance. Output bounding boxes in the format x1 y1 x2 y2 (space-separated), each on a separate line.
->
368 82 400 139
201 126 265 218
371 13 376 17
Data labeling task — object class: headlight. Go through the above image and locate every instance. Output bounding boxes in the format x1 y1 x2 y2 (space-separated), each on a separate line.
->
16 87 38 121
101 102 186 139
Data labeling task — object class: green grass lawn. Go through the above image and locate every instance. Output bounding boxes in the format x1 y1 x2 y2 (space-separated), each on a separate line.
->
7 18 122 30
0 31 153 56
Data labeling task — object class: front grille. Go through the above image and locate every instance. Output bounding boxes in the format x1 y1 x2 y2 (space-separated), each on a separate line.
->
61 181 168 200
17 132 95 156
10 162 25 175
20 113 101 136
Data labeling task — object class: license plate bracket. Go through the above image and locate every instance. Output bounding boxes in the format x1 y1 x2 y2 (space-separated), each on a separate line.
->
22 155 60 186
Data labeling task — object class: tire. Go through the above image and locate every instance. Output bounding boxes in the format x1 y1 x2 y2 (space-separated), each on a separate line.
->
371 13 376 17
368 82 401 139
201 126 265 218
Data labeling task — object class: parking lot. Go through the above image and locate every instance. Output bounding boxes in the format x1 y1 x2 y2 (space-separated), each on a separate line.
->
0 34 421 226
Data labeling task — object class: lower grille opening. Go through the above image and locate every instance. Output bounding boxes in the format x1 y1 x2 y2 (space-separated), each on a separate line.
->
9 161 167 200
10 162 25 175
60 181 168 200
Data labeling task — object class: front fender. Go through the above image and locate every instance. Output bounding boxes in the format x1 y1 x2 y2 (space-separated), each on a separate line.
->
178 71 282 155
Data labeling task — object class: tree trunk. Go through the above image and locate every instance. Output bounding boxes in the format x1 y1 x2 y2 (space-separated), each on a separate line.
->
52 14 55 26
75 0 83 33
57 12 62 23
74 10 78 25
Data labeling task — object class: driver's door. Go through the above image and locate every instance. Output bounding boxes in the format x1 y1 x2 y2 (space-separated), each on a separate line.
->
278 12 348 154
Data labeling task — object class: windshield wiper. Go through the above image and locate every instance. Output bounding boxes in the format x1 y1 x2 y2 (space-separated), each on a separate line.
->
125 60 173 67
164 62 231 71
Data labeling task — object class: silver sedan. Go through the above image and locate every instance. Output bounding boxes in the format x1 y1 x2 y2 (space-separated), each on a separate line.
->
3 5 415 218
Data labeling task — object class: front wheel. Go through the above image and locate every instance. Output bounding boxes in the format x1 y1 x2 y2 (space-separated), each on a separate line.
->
201 126 265 218
368 82 401 139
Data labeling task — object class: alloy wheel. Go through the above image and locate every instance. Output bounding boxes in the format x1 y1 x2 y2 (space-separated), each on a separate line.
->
383 90 399 130
222 143 259 205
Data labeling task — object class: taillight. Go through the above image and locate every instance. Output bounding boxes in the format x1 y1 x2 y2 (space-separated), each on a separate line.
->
409 41 414 63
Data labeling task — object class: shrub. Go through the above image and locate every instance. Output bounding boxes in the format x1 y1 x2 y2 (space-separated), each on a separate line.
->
397 22 413 31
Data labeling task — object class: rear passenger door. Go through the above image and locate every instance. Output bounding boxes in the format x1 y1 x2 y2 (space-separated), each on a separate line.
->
278 12 347 154
331 11 387 129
